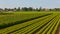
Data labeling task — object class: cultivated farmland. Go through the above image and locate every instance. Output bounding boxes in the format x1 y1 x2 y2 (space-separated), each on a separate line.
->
0 12 60 34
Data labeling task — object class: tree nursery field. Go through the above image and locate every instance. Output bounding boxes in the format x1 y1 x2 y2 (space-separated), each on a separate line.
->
0 12 60 34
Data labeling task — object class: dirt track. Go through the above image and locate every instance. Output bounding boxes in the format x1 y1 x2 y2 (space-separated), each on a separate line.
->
59 26 60 34
56 26 60 34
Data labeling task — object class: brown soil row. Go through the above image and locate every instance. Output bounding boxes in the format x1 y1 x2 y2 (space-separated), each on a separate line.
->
56 26 60 34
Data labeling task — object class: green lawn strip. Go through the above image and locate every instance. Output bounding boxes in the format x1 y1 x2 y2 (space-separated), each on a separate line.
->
51 16 60 34
24 14 56 34
46 16 59 34
27 15 57 34
41 15 58 34
0 13 50 29
0 13 52 34
8 14 52 34
11 14 55 34
36 15 57 34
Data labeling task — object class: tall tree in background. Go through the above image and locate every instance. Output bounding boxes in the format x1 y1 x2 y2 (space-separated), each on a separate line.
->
54 8 60 11
35 8 39 11
39 7 42 11
17 7 20 11
0 7 60 12
22 7 28 11
28 7 33 11
5 8 8 11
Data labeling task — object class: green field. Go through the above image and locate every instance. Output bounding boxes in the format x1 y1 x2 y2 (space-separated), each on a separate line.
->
0 12 60 34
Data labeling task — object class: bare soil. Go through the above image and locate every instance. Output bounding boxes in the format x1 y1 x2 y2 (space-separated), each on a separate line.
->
58 26 60 34
56 26 60 34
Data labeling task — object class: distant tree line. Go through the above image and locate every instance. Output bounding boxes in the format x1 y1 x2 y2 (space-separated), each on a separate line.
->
0 7 60 12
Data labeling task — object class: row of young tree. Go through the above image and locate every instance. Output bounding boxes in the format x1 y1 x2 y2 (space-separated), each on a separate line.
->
0 7 60 12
